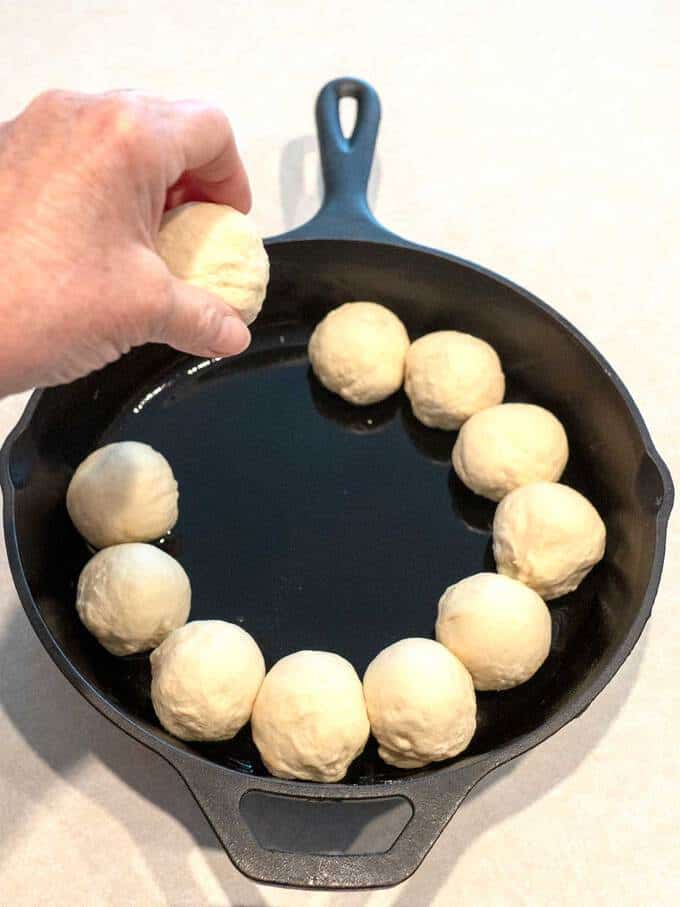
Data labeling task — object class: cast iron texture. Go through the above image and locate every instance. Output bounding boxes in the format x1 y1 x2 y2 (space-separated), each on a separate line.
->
1 78 673 889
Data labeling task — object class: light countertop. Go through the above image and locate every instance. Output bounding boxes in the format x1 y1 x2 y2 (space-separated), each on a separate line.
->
1 2 678 905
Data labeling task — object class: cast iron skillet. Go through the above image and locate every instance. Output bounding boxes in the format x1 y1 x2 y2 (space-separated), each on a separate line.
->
1 78 674 889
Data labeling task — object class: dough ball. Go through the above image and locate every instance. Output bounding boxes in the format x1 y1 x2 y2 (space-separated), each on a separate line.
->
452 403 569 501
363 638 476 769
251 651 370 782
308 302 410 405
76 543 190 656
404 331 505 429
157 202 269 325
67 441 178 549
493 481 606 600
151 621 265 742
436 573 551 690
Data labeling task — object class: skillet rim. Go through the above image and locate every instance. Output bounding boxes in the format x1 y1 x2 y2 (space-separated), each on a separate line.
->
1 72 674 886
0 234 674 799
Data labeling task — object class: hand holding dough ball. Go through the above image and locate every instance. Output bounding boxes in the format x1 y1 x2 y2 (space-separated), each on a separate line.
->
157 202 269 325
151 621 265 742
453 403 569 502
251 651 369 782
308 302 409 405
436 573 551 690
493 481 606 600
363 638 476 769
67 442 178 548
404 331 505 430
76 543 190 655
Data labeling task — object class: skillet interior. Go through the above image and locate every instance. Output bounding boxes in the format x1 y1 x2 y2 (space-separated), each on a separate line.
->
7 239 665 784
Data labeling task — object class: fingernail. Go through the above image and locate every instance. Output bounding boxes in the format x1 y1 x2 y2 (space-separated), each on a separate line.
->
212 316 251 355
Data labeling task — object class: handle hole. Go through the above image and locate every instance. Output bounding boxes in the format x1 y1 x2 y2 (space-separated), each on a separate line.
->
339 96 358 141
240 791 413 856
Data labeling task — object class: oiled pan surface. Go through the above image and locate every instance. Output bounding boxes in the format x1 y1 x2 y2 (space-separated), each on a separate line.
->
12 240 661 783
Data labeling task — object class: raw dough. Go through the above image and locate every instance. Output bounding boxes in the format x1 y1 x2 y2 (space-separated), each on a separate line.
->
363 638 476 768
404 331 505 429
452 403 569 501
67 442 178 549
251 651 370 782
493 481 606 600
150 621 265 742
308 302 410 405
157 202 269 325
76 543 190 655
436 573 551 690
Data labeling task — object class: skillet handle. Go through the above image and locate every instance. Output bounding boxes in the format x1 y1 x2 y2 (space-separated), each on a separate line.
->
269 77 400 244
170 754 487 889
316 77 379 212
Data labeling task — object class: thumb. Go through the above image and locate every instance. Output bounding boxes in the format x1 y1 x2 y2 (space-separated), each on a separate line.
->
155 277 251 358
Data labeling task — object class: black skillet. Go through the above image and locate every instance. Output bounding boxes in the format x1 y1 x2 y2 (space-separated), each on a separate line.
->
1 78 673 889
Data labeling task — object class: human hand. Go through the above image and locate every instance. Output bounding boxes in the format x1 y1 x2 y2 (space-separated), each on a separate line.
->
0 90 254 396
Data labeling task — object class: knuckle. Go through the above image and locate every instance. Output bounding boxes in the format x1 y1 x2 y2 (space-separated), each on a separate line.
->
89 95 154 165
100 95 145 140
205 106 234 146
30 89 70 110
181 99 233 147
206 104 232 134
25 89 75 120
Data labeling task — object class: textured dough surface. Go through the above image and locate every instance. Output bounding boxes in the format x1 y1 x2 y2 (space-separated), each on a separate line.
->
363 638 476 768
493 481 606 600
157 202 269 325
453 403 569 501
66 441 178 549
150 621 265 742
404 331 505 429
308 302 410 405
436 572 551 690
251 650 370 782
76 543 190 655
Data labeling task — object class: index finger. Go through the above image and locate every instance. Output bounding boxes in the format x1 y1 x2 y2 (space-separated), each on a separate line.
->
162 99 252 213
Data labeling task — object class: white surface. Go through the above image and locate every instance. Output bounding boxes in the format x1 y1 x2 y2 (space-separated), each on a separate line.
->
1 1 679 904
